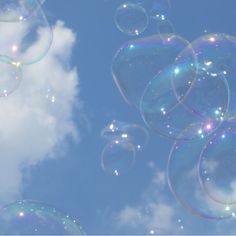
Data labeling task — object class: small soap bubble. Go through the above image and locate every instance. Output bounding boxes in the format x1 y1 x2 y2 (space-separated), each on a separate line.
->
101 139 136 176
114 3 149 36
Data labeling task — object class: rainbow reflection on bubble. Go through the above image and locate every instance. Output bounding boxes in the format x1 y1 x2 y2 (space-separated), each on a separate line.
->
0 200 85 235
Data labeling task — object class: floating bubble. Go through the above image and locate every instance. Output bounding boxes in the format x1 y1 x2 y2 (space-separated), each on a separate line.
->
112 34 194 108
140 60 226 139
0 0 42 22
175 33 236 119
167 124 236 219
0 200 85 235
101 120 149 151
114 3 149 36
101 139 136 176
0 59 22 97
198 124 236 205
0 3 53 65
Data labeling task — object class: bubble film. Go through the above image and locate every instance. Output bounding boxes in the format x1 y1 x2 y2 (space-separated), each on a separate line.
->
0 200 85 235
114 3 149 36
101 139 136 176
167 124 236 219
199 122 236 205
0 2 53 65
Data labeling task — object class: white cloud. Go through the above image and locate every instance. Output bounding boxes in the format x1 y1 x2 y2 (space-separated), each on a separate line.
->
115 167 181 234
0 19 79 204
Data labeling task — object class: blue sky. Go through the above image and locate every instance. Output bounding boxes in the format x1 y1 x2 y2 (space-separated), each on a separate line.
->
2 0 236 235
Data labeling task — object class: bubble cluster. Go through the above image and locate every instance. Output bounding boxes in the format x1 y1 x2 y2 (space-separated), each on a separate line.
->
111 0 236 223
0 200 85 235
101 120 149 176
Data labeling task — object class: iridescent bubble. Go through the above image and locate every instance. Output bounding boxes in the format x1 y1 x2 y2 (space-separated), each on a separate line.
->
114 3 149 36
199 123 236 205
0 200 85 235
167 124 236 219
0 59 22 97
140 61 227 139
0 0 42 22
101 139 136 176
112 34 193 108
0 2 53 65
101 120 149 151
175 33 236 119
150 0 171 21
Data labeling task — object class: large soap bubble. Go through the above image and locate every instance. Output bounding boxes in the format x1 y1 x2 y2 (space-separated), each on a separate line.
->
0 1 53 65
198 122 236 205
114 2 149 36
112 34 194 108
0 200 85 235
175 33 236 120
167 124 236 220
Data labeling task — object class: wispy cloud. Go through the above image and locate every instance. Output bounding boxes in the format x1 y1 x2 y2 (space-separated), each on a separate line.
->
0 20 80 204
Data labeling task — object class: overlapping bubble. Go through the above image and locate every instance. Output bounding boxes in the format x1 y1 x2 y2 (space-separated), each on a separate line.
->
0 59 22 97
198 122 236 205
167 124 236 220
112 34 194 108
0 200 85 235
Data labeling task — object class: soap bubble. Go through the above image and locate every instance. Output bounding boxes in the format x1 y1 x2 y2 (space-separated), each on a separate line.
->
0 59 22 97
0 200 85 235
114 3 149 36
101 120 149 151
175 33 236 120
199 122 236 205
167 124 236 219
112 34 194 108
101 139 136 176
140 59 227 139
0 2 53 65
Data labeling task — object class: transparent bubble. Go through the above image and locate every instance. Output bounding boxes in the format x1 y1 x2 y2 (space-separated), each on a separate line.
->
167 124 236 219
176 33 236 120
114 3 149 36
101 120 149 151
0 200 85 235
0 3 53 65
140 61 226 140
0 59 22 97
0 0 42 22
101 139 136 176
112 34 193 108
199 123 236 205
